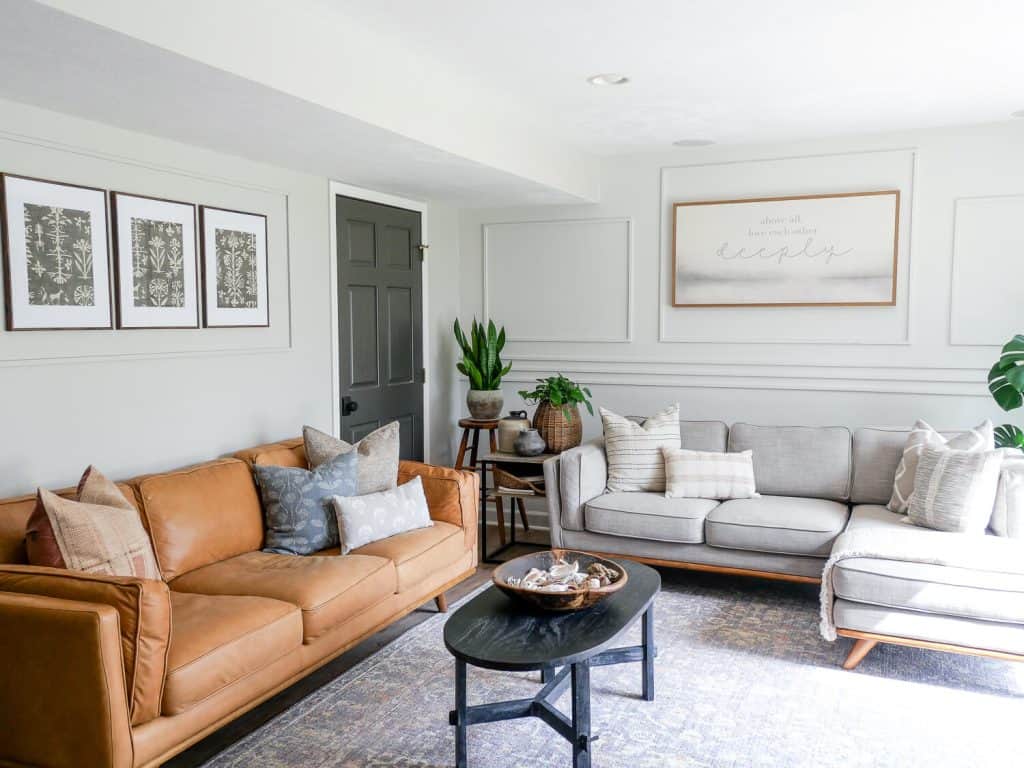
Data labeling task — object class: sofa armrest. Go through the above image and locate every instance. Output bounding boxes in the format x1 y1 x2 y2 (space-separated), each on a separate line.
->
0 591 134 768
557 438 608 533
398 461 480 552
0 565 171 726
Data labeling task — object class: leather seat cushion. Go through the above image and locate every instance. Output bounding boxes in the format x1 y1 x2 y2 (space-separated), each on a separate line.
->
706 496 849 557
163 591 302 715
351 521 465 592
170 551 397 642
584 493 718 544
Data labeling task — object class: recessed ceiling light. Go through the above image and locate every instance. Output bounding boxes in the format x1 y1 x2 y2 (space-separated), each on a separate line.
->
672 139 715 147
1012 109 1024 118
587 73 629 86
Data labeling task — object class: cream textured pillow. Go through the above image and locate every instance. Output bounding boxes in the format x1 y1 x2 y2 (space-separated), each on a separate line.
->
304 422 400 495
991 452 1024 539
907 447 1002 533
663 448 758 500
887 419 993 513
331 476 433 554
601 404 681 492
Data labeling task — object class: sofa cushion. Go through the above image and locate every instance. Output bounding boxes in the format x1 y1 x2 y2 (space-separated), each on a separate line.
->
585 492 718 544
705 496 849 557
162 591 302 715
728 423 851 501
833 555 1024 625
233 437 306 469
349 521 465 592
134 459 264 581
169 551 396 642
680 420 728 452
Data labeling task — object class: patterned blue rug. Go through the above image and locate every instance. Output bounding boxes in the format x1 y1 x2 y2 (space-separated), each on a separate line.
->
203 569 1024 768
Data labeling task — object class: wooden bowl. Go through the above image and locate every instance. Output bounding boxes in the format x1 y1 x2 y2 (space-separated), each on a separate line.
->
492 549 628 612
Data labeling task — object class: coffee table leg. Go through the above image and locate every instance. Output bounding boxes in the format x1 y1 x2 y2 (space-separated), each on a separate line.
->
455 658 468 767
571 660 592 768
642 605 655 702
541 664 554 683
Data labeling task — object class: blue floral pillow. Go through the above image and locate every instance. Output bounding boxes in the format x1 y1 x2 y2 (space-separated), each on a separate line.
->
253 451 358 555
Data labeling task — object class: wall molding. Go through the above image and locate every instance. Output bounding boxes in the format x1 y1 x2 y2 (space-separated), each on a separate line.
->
482 216 633 343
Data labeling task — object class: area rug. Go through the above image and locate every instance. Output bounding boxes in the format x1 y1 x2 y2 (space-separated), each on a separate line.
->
203 569 1024 768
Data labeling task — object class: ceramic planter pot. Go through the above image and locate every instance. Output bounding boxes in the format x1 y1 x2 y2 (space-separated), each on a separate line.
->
513 428 546 457
467 389 503 420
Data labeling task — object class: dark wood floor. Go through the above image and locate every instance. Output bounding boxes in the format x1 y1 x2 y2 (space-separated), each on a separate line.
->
167 540 545 767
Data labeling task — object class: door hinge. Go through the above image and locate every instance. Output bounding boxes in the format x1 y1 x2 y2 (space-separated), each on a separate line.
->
417 244 428 261
419 367 426 383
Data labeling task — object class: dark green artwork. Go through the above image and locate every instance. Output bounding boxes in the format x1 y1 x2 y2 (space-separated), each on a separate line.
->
215 227 258 309
130 217 185 307
23 204 95 306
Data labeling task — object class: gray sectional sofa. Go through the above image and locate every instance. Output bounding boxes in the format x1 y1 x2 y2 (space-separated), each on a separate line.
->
542 421 1024 668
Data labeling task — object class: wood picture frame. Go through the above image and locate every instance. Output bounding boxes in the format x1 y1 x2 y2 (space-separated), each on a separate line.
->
111 191 200 329
1 173 113 330
199 205 269 328
671 190 900 308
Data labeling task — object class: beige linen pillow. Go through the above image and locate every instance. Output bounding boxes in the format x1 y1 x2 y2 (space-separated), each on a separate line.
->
304 422 400 495
907 447 1002 533
663 447 758 500
887 419 993 513
601 404 681 492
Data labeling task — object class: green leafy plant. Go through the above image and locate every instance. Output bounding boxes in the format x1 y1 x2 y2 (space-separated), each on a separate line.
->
987 333 1024 449
453 318 511 391
518 374 594 422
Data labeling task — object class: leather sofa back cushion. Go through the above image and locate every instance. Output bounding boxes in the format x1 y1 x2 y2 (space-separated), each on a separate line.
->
728 423 851 501
233 437 306 469
0 482 138 565
136 459 263 581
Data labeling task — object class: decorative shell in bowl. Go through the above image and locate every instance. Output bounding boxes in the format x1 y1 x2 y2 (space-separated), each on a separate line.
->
492 550 628 612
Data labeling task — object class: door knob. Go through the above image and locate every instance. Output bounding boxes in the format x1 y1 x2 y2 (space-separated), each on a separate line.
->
342 396 359 416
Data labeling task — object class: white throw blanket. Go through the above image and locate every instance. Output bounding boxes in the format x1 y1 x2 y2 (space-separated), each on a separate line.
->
819 526 1024 641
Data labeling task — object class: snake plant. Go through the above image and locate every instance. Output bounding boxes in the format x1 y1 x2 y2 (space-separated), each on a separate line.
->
454 318 511 391
987 333 1024 449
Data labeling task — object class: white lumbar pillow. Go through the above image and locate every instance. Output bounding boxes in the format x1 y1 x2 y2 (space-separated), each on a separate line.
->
663 447 758 500
331 476 432 554
600 404 681 493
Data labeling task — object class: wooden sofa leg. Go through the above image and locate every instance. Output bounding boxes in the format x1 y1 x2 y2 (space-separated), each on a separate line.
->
435 593 449 613
843 638 878 670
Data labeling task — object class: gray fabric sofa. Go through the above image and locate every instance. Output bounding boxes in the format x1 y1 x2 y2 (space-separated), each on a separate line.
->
542 422 1024 667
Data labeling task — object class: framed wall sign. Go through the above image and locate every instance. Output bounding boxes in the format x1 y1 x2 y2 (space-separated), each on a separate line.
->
672 190 900 307
111 192 199 329
1 174 112 330
199 206 269 327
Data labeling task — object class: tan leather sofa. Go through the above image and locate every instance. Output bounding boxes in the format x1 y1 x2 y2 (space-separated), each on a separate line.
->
0 437 479 768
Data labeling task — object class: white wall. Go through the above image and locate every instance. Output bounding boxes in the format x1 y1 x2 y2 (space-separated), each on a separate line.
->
0 99 462 496
457 122 1024 444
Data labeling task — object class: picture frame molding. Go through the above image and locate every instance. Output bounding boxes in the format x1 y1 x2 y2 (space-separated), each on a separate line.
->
1 172 113 331
671 189 901 309
198 204 270 328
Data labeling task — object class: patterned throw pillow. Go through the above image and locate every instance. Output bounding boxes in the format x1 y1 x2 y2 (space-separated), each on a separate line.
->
304 422 400 495
601 404 681 492
331 476 433 554
25 466 160 579
663 448 758 500
990 452 1024 538
254 451 358 555
907 447 1002 533
887 419 993 513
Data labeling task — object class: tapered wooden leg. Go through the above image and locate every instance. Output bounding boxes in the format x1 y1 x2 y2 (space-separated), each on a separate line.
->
843 638 878 670
454 429 470 470
489 428 497 453
494 497 507 546
516 497 530 531
435 592 448 613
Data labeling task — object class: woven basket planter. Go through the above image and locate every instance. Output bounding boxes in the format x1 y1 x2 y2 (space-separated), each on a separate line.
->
532 401 582 453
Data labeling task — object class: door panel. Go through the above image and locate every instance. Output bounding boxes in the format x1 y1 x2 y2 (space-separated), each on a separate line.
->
336 195 424 461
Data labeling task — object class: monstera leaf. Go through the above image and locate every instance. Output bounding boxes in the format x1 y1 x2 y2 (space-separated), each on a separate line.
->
988 334 1024 411
995 424 1024 450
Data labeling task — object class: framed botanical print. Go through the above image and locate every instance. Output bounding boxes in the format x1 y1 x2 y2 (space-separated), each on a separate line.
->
199 206 269 327
1 174 112 330
111 192 199 328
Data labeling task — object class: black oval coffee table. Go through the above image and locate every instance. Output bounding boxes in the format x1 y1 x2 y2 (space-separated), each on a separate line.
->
444 558 660 768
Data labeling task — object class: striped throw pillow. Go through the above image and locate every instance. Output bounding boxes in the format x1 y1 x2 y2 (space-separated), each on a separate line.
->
887 419 993 513
663 448 758 500
907 447 1002 533
601 404 680 492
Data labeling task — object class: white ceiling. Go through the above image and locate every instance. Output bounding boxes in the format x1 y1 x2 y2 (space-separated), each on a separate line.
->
334 0 1024 154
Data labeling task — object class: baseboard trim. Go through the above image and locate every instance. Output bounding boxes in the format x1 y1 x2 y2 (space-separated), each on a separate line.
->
580 550 822 585
835 628 1024 664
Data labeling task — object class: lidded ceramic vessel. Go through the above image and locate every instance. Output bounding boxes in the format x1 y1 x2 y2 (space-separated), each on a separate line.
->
497 410 531 452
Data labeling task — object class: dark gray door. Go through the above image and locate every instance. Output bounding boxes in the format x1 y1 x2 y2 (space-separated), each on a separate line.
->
336 195 424 460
